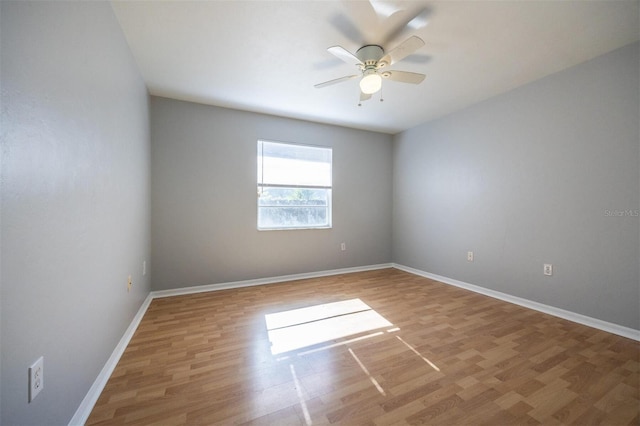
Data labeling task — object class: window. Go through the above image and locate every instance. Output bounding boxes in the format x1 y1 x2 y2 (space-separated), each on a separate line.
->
257 140 332 230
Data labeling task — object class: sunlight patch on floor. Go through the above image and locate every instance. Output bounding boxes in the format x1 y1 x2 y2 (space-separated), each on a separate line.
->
277 331 385 361
265 299 393 355
396 335 440 371
289 364 312 425
348 348 386 396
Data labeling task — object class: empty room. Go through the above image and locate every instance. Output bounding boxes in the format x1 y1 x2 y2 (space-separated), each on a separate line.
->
1 1 638 425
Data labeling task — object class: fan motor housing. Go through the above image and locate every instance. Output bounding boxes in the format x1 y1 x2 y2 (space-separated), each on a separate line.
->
356 45 384 66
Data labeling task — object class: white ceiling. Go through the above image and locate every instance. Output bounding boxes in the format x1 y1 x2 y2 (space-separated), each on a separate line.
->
111 0 639 134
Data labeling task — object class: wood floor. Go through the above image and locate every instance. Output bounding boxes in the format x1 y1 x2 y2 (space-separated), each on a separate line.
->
87 268 639 425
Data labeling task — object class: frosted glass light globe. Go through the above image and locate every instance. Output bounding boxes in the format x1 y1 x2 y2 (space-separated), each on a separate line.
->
360 72 382 94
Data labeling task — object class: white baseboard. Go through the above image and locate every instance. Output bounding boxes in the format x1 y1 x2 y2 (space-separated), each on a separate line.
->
69 294 153 426
151 263 394 299
68 263 393 424
393 263 640 342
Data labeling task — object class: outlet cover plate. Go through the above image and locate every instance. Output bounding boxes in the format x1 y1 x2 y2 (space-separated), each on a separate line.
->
29 356 44 402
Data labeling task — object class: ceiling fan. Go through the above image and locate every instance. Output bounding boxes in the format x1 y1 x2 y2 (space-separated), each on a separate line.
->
314 35 426 104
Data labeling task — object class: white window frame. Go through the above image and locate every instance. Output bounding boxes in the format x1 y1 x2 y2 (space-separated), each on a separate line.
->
257 140 332 231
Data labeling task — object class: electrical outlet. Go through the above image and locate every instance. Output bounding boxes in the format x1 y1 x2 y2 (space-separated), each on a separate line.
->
29 356 44 402
467 251 474 262
142 261 146 276
544 264 553 276
341 242 346 251
127 275 132 292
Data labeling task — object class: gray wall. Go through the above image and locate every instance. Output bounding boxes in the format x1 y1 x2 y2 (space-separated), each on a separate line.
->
393 42 640 330
151 97 393 290
1 2 151 424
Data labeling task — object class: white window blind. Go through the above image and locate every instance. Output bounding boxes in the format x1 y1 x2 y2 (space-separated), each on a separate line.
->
258 140 332 230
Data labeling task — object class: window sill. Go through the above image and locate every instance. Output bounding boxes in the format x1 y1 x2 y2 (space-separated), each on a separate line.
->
258 226 332 231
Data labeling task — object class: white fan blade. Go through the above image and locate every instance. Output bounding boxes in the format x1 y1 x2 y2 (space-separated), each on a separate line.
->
370 0 403 18
328 46 363 67
381 70 425 84
378 35 425 66
406 8 429 30
342 0 380 38
360 91 372 102
329 14 364 45
315 74 359 88
382 7 430 44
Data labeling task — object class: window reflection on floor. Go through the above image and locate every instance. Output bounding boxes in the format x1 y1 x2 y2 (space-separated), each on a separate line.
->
263 298 442 422
265 299 393 355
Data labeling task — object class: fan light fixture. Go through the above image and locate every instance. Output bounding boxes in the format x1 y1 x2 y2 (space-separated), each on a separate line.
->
315 36 427 102
360 70 382 94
